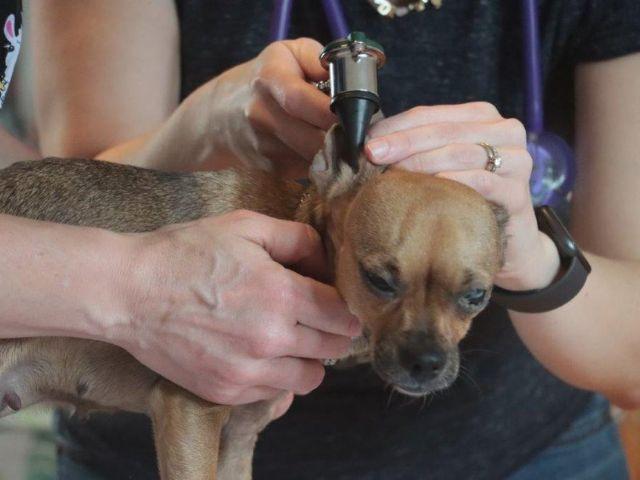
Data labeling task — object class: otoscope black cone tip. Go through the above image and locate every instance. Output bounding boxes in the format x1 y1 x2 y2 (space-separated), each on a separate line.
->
334 97 377 170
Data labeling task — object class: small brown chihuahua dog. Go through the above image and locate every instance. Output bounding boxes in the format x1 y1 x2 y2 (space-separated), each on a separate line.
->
0 125 506 479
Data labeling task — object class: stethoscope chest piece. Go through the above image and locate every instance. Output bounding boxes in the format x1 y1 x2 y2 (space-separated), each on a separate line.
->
528 132 575 207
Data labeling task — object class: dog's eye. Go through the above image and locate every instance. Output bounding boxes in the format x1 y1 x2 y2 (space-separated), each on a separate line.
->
459 288 488 311
361 268 397 298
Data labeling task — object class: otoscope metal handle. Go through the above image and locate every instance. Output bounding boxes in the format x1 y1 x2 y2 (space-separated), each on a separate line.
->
319 32 386 167
320 31 386 110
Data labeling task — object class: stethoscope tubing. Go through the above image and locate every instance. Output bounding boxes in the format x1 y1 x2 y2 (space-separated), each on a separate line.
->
270 0 349 41
269 0 546 134
522 0 544 134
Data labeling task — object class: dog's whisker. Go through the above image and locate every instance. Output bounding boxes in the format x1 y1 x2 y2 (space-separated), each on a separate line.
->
460 347 498 356
386 386 397 409
418 393 430 412
459 367 482 397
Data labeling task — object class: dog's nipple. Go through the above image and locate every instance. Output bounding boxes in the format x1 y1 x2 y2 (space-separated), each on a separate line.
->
1 391 22 411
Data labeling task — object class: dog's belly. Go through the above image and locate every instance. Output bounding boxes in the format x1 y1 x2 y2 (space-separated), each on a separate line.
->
0 337 158 417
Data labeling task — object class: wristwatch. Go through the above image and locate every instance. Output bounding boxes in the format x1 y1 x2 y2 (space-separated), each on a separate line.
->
491 206 591 313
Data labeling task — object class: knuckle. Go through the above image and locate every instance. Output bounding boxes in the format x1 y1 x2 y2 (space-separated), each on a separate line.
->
470 101 500 117
243 94 263 127
227 363 256 386
280 82 304 115
253 64 276 89
209 388 236 405
503 118 527 144
249 324 284 358
212 362 241 386
519 150 534 177
263 40 287 57
227 209 259 224
291 36 322 51
271 271 299 309
409 105 430 121
223 387 246 405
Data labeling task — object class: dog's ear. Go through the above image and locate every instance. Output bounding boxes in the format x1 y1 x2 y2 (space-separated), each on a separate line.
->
310 123 382 199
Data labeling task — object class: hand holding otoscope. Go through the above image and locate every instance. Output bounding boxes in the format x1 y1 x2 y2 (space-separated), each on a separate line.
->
318 32 386 168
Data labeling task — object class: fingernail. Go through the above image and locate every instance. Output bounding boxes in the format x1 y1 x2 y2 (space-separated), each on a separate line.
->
366 139 389 162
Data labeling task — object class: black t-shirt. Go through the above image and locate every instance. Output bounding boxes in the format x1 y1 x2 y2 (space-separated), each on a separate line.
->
57 1 640 479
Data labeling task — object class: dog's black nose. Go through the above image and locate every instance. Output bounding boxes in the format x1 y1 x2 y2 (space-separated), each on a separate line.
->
398 331 447 382
401 350 447 382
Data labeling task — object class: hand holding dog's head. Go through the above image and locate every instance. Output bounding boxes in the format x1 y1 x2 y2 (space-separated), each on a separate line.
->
310 125 507 396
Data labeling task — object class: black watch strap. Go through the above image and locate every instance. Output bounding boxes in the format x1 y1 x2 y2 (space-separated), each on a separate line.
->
491 206 591 313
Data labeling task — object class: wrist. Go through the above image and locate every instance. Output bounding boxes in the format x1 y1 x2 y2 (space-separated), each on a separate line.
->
73 229 141 345
108 228 174 354
492 206 592 314
96 230 157 351
496 231 561 292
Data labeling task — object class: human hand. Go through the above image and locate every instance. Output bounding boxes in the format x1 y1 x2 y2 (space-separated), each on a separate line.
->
364 102 560 291
200 38 335 178
117 210 359 405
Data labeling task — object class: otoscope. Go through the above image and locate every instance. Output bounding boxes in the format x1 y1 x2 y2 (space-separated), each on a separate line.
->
270 0 385 169
319 32 386 168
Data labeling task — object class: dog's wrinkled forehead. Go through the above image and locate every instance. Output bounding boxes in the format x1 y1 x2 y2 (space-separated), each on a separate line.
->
345 169 507 274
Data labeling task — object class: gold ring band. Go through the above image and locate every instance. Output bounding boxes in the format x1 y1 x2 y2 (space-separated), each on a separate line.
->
478 142 503 173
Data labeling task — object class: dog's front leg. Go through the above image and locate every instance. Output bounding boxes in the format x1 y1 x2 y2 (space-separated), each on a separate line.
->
149 379 231 480
218 395 286 480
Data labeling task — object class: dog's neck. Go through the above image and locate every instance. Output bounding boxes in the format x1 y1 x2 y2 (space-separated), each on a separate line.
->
292 183 371 365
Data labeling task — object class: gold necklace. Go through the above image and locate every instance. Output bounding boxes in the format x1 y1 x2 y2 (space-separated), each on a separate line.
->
367 0 442 18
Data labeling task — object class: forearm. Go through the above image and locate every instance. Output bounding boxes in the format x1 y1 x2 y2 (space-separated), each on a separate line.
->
96 81 240 171
509 253 640 406
96 73 248 171
0 214 132 341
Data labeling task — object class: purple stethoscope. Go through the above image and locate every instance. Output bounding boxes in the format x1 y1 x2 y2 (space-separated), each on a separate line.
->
270 0 575 208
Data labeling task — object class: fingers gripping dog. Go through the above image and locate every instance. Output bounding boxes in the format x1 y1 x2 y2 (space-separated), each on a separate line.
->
0 125 506 480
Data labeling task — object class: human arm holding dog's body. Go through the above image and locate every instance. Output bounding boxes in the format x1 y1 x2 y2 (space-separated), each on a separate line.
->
0 209 358 405
21 1 361 407
364 53 640 408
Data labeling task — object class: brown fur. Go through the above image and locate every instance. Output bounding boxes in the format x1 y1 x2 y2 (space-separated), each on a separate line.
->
0 126 505 479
